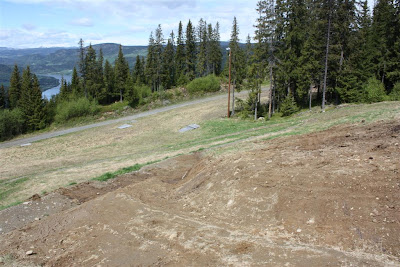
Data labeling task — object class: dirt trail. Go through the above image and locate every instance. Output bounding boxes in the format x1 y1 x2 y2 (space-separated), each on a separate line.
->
0 120 399 266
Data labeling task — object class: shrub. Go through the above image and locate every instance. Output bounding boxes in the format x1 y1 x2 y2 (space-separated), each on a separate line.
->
362 77 387 103
186 75 220 94
0 108 25 141
389 82 400 101
280 93 299 117
55 97 100 123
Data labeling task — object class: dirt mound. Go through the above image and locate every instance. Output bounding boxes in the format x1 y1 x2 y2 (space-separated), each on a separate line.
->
0 121 399 266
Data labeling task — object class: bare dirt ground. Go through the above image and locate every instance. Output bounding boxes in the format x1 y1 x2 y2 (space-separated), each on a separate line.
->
0 119 399 266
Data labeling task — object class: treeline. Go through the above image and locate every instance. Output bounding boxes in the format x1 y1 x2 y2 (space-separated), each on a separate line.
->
62 19 223 106
0 65 48 140
244 0 400 118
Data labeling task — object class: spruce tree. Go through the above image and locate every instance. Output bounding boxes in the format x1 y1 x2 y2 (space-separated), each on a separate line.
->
84 44 98 98
104 59 115 103
114 45 129 102
175 21 186 85
196 18 208 77
185 20 196 81
161 32 176 89
19 67 45 131
154 24 164 92
210 22 222 75
70 67 81 97
78 38 87 98
8 64 22 109
228 17 246 115
145 32 157 92
133 55 145 85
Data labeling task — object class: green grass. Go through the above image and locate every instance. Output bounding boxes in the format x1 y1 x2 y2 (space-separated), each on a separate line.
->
0 177 29 203
92 160 161 182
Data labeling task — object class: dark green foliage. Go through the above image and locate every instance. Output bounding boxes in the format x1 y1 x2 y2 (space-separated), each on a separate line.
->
114 45 129 101
0 85 6 109
175 21 186 82
0 108 25 141
161 32 176 89
280 93 299 116
185 20 196 81
389 82 400 100
19 73 46 131
8 64 21 109
55 97 100 123
362 77 387 103
186 75 220 94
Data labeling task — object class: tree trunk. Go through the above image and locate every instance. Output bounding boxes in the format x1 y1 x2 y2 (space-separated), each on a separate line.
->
268 65 273 119
231 79 235 116
322 1 332 112
309 83 313 111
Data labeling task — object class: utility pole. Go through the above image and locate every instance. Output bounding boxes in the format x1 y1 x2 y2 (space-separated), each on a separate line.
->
227 47 232 118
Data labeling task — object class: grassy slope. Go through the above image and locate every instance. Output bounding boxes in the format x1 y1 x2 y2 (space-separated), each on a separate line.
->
1 100 399 209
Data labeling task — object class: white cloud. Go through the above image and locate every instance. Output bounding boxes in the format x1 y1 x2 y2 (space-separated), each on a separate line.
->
22 23 37 31
70 17 93 27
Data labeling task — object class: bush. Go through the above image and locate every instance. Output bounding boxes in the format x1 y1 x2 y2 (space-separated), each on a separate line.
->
0 108 25 141
362 77 387 103
389 82 400 101
55 97 100 123
186 75 220 94
280 93 299 117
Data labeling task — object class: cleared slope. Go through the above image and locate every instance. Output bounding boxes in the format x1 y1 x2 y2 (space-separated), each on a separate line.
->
0 119 399 266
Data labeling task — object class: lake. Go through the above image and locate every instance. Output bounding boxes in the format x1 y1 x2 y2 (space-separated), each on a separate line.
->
42 74 72 99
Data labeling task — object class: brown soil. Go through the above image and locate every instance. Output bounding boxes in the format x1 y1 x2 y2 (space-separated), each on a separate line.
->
0 120 399 266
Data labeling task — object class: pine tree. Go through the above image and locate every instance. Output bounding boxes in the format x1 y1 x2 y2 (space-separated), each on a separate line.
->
228 17 246 115
78 38 87 98
104 59 115 103
196 18 208 77
175 21 186 85
145 32 157 92
19 67 45 131
70 67 81 97
210 22 223 75
84 44 98 98
114 45 129 102
185 20 196 81
154 24 164 92
133 55 145 85
161 32 176 89
8 64 22 109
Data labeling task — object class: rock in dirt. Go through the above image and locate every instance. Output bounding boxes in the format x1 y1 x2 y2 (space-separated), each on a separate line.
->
26 250 34 255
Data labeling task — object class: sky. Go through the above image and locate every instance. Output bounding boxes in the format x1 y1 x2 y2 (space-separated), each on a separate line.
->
0 0 261 48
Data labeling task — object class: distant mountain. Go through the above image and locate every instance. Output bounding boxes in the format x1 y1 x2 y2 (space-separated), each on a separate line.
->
0 43 148 75
0 63 59 91
0 42 236 77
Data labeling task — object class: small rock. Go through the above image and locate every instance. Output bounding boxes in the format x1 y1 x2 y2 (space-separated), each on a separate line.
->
26 250 34 255
369 156 373 160
296 228 302 233
34 217 40 221
23 201 30 205
361 119 365 123
96 192 100 195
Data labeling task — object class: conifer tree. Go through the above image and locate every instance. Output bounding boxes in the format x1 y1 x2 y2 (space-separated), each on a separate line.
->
114 45 129 102
154 24 164 92
228 17 246 115
175 21 186 84
8 64 22 109
210 22 222 75
145 32 157 92
161 32 176 89
19 67 45 131
78 38 87 98
185 20 196 81
196 18 208 77
133 55 145 85
104 59 115 103
70 67 81 97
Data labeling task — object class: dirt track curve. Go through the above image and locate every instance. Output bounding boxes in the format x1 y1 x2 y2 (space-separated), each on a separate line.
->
0 120 399 266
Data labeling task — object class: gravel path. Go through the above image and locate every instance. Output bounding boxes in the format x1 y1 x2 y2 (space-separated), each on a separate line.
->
0 93 237 149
